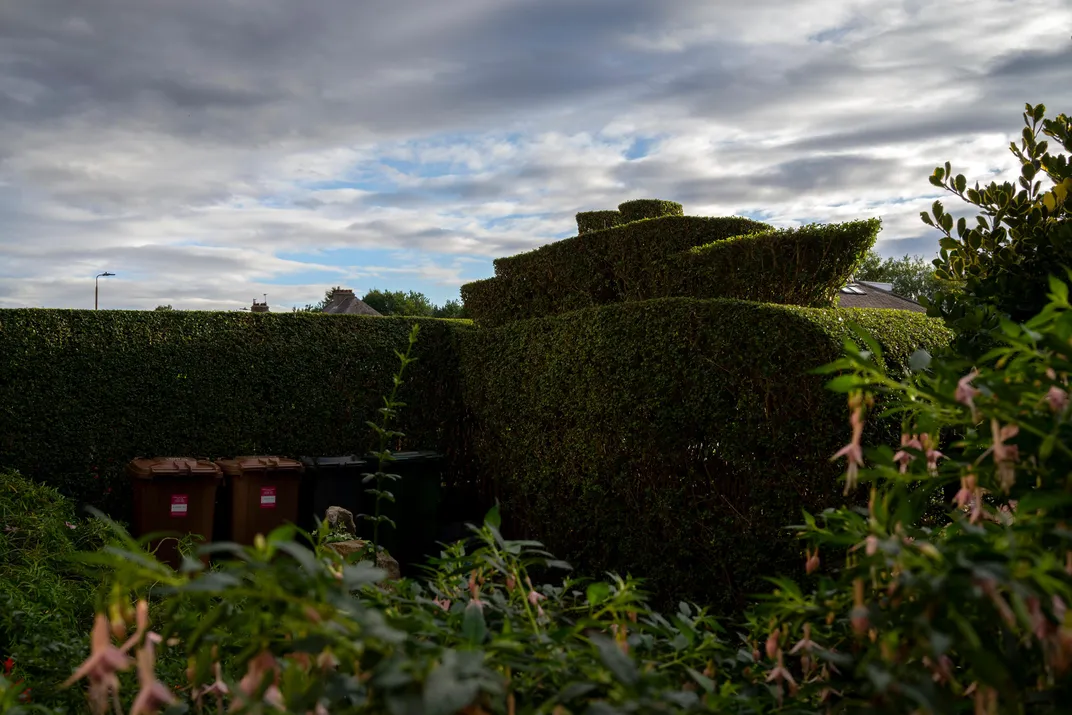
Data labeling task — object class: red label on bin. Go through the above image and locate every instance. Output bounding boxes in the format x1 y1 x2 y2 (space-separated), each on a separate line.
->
260 486 276 509
170 494 189 518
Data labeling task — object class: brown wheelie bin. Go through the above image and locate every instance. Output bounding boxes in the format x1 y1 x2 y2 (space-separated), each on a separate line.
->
127 457 223 569
214 456 304 546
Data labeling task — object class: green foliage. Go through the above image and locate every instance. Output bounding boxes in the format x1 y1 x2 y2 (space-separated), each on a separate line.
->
361 289 436 317
855 249 962 303
432 299 468 320
0 310 472 519
361 323 420 551
665 219 880 308
463 216 771 326
459 296 952 611
923 102 1072 355
153 305 173 311
62 512 787 714
0 469 111 710
296 286 343 313
753 271 1072 712
575 210 623 235
617 199 684 223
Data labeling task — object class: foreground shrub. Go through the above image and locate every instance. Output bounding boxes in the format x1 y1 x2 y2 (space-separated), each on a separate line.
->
753 272 1072 713
923 103 1072 356
460 297 951 611
51 510 788 714
0 469 111 710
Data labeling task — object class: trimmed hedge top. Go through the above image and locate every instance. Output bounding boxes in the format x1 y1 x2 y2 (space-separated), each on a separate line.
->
617 199 684 223
463 207 878 326
576 210 624 235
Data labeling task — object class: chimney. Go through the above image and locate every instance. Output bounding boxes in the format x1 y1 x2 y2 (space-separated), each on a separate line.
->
250 299 269 313
331 288 355 299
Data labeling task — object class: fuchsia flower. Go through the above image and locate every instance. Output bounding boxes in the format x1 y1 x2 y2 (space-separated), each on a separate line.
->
981 419 1021 492
893 433 943 474
130 640 176 715
62 613 134 714
832 403 866 493
236 651 284 711
956 369 981 419
1047 385 1069 413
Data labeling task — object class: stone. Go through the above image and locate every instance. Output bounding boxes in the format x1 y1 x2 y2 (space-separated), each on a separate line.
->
325 539 401 581
324 505 357 537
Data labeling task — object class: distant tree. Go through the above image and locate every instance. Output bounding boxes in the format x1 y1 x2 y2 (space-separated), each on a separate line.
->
432 299 469 319
154 305 173 311
296 286 343 312
854 250 961 304
360 289 435 317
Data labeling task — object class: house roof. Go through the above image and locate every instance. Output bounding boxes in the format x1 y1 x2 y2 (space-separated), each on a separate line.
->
322 289 382 316
837 281 926 312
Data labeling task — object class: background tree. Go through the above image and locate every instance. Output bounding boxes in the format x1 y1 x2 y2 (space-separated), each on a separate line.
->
432 299 468 319
360 289 436 317
854 250 960 304
295 286 342 312
153 305 173 311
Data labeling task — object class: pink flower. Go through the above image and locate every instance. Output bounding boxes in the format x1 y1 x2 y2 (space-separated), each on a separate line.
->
433 597 451 612
805 547 820 575
788 624 819 655
130 640 176 715
920 434 944 473
1048 385 1069 414
956 369 981 419
832 406 866 493
893 434 923 473
765 628 780 659
236 651 284 710
62 613 134 714
864 534 879 557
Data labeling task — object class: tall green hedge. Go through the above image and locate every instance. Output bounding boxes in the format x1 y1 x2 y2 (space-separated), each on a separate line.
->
617 199 684 223
656 219 880 307
0 310 473 520
464 216 771 327
576 210 623 235
459 297 952 611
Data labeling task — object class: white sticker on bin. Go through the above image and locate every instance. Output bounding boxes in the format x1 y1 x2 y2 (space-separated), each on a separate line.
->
260 486 277 509
170 494 189 517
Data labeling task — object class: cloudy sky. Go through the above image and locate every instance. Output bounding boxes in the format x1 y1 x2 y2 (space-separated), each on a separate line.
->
1 0 1069 310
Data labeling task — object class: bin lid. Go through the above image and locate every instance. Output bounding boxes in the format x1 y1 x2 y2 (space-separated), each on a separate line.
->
126 458 222 480
366 450 443 463
299 455 364 467
214 456 304 476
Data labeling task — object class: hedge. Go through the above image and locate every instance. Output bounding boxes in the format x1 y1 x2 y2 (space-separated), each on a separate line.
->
657 219 881 308
576 210 623 235
617 199 684 223
464 216 772 327
0 310 474 520
459 297 952 611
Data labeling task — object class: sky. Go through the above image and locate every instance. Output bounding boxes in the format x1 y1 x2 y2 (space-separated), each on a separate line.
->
0 1 1069 311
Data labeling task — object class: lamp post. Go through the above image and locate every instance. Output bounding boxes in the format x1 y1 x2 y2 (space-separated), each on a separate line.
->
95 272 115 310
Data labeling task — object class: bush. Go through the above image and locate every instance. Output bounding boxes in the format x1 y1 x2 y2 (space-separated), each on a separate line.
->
0 310 472 519
464 216 771 326
576 210 623 235
660 219 880 308
752 271 1072 713
459 297 952 611
0 469 111 710
617 199 684 223
923 103 1072 356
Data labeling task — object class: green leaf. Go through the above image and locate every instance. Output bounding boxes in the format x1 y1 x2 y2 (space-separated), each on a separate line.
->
1048 275 1069 304
686 668 715 693
587 582 611 605
422 658 481 715
592 635 638 686
462 602 487 645
483 503 501 529
909 349 932 372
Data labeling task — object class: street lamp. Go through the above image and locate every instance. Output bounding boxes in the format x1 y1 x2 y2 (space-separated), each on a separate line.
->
95 272 115 310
